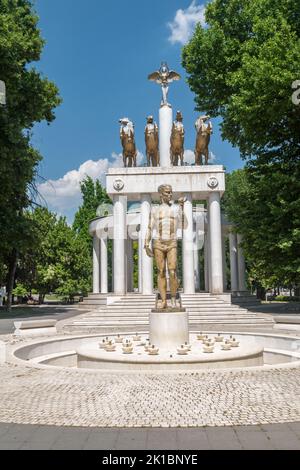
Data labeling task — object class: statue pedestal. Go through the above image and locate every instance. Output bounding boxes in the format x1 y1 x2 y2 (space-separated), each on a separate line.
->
149 310 189 350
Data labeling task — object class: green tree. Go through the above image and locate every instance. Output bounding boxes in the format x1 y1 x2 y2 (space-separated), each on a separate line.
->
17 208 91 302
0 0 61 309
182 0 300 158
224 169 300 292
73 176 111 249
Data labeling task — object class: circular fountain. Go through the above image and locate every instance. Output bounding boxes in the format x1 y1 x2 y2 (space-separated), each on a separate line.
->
9 330 300 373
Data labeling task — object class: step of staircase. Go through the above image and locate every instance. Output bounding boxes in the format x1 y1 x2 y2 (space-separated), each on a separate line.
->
63 292 274 333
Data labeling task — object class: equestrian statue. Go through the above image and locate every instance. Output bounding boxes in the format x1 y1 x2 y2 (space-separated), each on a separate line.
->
194 115 213 165
119 117 137 168
170 111 185 166
145 116 159 167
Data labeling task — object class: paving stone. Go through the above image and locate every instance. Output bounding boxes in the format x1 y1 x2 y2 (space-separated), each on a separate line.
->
177 429 211 450
115 430 148 450
147 429 178 450
0 346 300 428
263 431 300 450
235 431 274 450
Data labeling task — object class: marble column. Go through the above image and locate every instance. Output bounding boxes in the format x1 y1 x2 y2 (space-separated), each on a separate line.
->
159 105 173 167
222 234 228 291
229 232 238 292
138 229 142 293
127 238 134 293
208 192 223 294
183 195 195 294
204 233 209 292
141 194 153 294
92 236 100 294
237 234 246 292
100 238 108 294
113 195 127 295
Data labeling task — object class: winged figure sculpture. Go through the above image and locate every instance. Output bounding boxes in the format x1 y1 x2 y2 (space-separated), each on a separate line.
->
148 62 181 105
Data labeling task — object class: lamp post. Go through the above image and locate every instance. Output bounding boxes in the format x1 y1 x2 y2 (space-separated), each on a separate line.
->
0 80 6 105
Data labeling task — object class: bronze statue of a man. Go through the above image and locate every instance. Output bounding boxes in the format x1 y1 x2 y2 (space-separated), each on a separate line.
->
144 185 185 309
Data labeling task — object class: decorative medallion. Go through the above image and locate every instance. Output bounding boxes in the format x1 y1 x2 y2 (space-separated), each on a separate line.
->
113 179 125 191
207 177 219 189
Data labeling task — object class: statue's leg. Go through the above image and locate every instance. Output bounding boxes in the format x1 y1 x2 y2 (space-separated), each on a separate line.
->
154 247 167 308
195 150 199 166
167 246 178 305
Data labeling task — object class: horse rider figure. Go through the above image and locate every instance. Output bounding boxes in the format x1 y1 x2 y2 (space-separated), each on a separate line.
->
119 117 137 168
170 111 185 166
194 115 213 165
145 115 159 167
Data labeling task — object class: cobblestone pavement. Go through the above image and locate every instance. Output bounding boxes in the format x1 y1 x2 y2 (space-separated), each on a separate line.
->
1 422 300 449
0 360 300 428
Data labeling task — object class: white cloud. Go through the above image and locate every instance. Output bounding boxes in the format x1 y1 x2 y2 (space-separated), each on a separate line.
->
168 1 206 45
38 151 145 215
184 149 195 164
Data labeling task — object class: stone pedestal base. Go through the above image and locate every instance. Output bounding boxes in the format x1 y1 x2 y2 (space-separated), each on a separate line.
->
149 310 189 350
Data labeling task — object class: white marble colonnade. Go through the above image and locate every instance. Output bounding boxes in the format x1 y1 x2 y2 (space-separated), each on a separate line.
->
90 166 246 295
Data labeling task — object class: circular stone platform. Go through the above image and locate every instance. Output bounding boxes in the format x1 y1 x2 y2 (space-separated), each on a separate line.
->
3 330 300 427
77 334 264 371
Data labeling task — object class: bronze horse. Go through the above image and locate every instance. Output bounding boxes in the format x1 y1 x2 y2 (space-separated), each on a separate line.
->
120 120 137 168
194 116 213 165
170 112 185 166
145 117 159 167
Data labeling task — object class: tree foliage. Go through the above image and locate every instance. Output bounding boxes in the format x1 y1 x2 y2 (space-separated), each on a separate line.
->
182 0 300 158
183 0 300 289
0 0 61 306
17 208 91 300
224 168 300 289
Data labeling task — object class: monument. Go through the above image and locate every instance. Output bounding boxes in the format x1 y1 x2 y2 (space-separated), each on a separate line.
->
145 115 159 167
194 115 213 165
144 183 189 349
170 111 185 166
148 62 181 167
119 117 137 167
144 184 185 309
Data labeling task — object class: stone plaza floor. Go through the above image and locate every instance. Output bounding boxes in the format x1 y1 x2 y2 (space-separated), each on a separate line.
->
0 304 300 450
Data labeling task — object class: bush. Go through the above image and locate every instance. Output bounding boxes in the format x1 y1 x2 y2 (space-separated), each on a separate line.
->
274 295 300 302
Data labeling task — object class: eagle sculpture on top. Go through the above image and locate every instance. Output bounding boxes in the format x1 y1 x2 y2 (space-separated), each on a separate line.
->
148 62 181 106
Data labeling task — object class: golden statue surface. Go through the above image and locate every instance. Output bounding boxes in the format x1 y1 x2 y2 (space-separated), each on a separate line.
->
170 111 185 166
119 117 137 167
144 185 186 309
194 115 213 165
145 115 159 167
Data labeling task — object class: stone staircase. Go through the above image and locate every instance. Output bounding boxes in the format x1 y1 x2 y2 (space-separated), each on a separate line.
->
62 292 274 333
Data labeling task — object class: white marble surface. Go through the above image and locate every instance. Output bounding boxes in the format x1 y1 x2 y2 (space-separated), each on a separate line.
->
106 166 225 201
150 310 189 349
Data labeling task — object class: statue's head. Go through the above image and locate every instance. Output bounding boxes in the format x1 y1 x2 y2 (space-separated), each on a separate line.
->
176 111 183 122
119 117 129 125
159 62 169 76
158 184 173 204
147 115 154 124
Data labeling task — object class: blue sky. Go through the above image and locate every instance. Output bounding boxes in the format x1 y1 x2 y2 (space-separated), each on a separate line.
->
33 0 243 221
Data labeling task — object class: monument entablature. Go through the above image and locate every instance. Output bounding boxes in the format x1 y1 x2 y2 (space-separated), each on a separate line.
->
106 166 225 201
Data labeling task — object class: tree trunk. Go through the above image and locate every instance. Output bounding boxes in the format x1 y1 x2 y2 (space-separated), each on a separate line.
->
6 249 18 312
256 285 266 300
